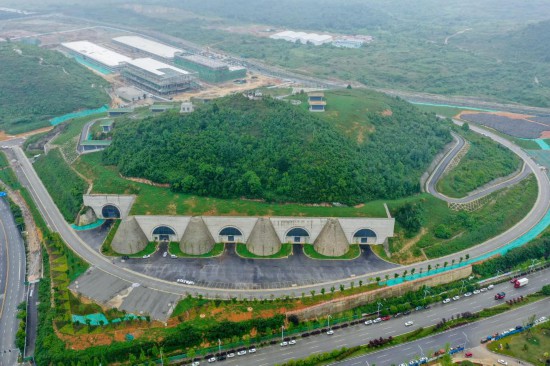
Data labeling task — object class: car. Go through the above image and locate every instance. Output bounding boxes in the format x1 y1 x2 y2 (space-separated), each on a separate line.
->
403 310 411 315
452 295 460 301
465 352 473 358
381 316 391 321
424 305 431 309
364 320 373 325
289 339 296 345
373 317 382 323
443 298 451 304
142 254 151 259
170 254 177 258
464 292 472 297
495 292 506 300
217 356 226 361
248 347 256 353
207 357 216 363
405 321 414 327
192 362 200 366
399 363 407 366
227 353 235 358
415 306 423 311
121 255 130 260
409 360 418 366
163 251 168 257
497 360 508 365
280 341 288 347
187 280 195 285
510 278 518 283
473 289 481 295
237 350 247 356
394 313 402 318
419 357 428 364
327 330 334 335
480 288 488 292
488 284 495 290
176 278 184 283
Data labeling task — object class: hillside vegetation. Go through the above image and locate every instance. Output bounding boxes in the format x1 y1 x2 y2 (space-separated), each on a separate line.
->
0 43 109 134
103 90 451 204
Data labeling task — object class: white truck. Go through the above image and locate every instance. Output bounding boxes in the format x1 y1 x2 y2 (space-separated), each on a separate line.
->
513 278 528 288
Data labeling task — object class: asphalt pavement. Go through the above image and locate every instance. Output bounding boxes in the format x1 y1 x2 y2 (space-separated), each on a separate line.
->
212 268 550 366
0 197 26 366
24 282 38 359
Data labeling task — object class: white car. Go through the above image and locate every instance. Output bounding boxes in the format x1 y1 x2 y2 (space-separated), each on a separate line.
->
443 298 451 304
207 357 216 363
399 363 407 366
327 330 334 335
227 353 235 358
488 284 495 290
364 320 373 325
473 290 481 295
289 339 296 345
187 280 195 285
405 321 414 327
176 278 185 283
497 360 508 365
163 251 168 257
419 357 428 363
192 362 200 366
280 341 288 347
373 317 382 323
248 347 256 353
464 292 472 297
142 254 151 259
409 361 418 366
480 288 488 292
237 350 247 356
170 254 177 258
452 295 460 301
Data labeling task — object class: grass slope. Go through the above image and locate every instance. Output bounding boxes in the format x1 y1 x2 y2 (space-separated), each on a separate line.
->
0 43 109 134
437 129 521 198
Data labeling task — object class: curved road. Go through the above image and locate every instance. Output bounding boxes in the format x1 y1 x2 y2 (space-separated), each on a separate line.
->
0 197 26 366
426 130 532 204
7 110 550 302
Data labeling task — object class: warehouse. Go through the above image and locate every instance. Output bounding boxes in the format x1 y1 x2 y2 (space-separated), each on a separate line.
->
270 31 333 46
174 54 246 83
122 57 197 95
61 41 132 71
112 35 183 61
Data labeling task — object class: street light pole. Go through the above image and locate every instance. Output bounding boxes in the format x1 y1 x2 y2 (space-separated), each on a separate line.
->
281 325 285 342
328 315 332 330
377 302 383 316
218 339 221 355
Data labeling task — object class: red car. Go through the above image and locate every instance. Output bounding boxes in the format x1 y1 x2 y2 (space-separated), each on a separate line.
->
465 352 473 358
381 316 391 321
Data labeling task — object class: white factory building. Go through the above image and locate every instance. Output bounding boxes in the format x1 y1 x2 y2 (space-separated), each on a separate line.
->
122 57 196 95
61 40 132 71
270 31 333 46
112 35 183 61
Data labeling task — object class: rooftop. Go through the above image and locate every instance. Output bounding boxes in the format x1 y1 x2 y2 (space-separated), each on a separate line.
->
99 120 114 127
180 54 228 70
126 57 191 77
113 36 183 59
61 41 132 67
81 140 112 146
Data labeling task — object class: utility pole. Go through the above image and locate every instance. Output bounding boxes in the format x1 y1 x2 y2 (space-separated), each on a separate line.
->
218 339 221 355
281 325 285 342
327 315 332 330
377 302 383 316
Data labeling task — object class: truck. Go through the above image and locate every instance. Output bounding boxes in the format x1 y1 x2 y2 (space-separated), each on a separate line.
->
513 278 528 288
495 292 506 300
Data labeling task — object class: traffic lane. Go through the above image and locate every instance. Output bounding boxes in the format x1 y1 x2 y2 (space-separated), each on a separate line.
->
24 282 38 358
217 269 550 366
339 298 550 366
0 198 26 366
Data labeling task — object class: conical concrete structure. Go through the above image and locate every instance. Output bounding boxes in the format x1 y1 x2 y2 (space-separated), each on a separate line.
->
313 218 349 257
111 216 149 254
180 217 216 255
246 218 281 256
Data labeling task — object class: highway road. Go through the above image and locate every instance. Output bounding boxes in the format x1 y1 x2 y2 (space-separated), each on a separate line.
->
5 109 550 302
0 197 26 366
24 282 38 359
426 131 532 204
211 268 550 366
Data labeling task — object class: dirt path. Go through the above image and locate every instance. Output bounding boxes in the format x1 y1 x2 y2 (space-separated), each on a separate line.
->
444 28 472 45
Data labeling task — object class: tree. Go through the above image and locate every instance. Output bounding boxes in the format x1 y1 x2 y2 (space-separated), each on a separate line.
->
428 264 432 272
330 286 335 294
394 273 399 279
339 284 345 292
347 84 352 89
461 122 470 131
310 290 316 297
359 280 363 287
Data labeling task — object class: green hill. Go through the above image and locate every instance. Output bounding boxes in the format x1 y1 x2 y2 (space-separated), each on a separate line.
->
103 90 451 204
0 43 110 134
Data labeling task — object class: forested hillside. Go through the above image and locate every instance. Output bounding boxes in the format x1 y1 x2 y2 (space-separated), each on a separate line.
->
103 92 450 204
0 43 109 133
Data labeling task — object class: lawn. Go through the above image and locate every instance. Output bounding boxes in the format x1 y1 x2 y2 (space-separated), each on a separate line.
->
128 242 158 258
235 243 293 259
168 242 225 258
488 323 550 365
74 152 393 217
413 104 469 118
303 244 361 260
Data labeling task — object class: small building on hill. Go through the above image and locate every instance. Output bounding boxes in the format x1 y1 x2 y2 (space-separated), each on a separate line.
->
180 102 194 113
108 108 134 117
80 139 112 152
100 120 114 133
174 54 246 83
308 91 327 112
149 104 179 113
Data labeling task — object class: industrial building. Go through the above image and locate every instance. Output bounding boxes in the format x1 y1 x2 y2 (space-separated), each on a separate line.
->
332 38 364 48
122 57 196 95
270 31 333 46
174 54 246 83
308 91 327 112
61 41 132 71
112 35 183 61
